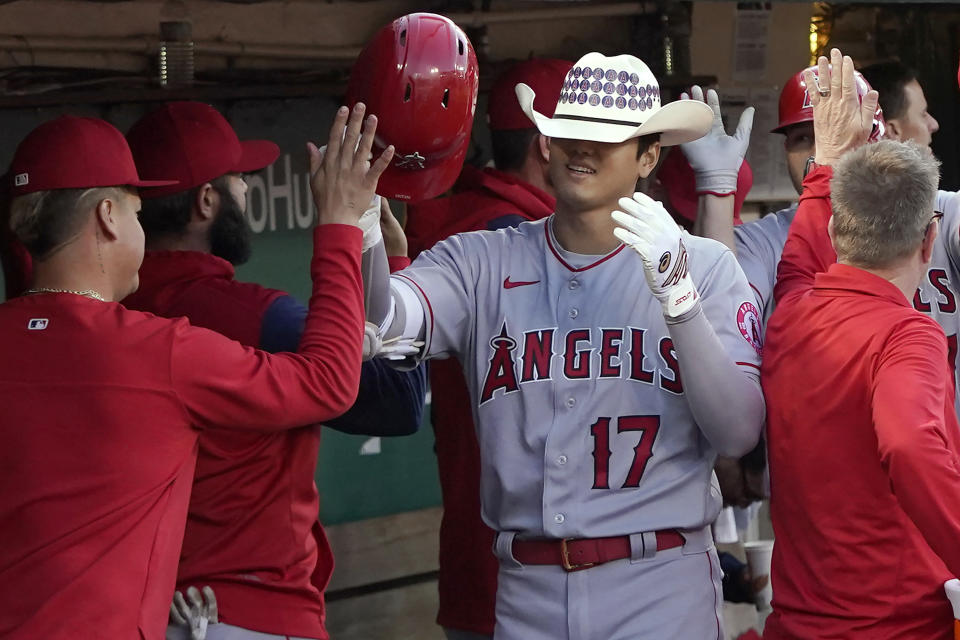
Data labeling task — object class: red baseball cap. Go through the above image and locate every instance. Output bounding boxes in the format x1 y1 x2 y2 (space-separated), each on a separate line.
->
657 146 753 223
487 58 573 131
9 116 178 197
126 101 280 199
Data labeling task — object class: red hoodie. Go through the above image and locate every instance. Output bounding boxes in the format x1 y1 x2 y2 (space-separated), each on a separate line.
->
406 165 554 635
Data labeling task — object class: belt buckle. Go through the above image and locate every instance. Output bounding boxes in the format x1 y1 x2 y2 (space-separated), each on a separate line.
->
560 538 595 572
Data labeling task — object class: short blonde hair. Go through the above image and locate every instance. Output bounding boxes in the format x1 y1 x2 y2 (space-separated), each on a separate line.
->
831 140 940 269
9 187 123 260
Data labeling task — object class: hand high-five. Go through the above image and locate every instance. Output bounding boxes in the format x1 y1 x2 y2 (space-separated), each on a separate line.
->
308 103 395 227
804 48 880 166
679 85 755 195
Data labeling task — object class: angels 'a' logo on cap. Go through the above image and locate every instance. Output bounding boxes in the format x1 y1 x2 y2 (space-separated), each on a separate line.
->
396 151 426 169
14 173 28 187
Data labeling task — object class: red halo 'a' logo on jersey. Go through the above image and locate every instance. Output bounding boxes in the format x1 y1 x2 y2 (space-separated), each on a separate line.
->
737 301 763 356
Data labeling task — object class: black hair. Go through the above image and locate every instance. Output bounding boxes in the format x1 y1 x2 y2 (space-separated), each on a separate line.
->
490 128 539 172
637 132 661 158
138 175 231 239
859 60 918 121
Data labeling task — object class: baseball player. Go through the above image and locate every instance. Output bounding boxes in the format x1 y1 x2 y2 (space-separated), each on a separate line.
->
694 66 960 411
764 48 960 639
403 58 571 640
121 101 426 640
861 60 939 147
0 104 390 639
366 52 765 639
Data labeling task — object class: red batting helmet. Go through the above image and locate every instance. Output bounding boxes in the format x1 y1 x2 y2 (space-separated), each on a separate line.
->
772 66 885 142
345 13 479 202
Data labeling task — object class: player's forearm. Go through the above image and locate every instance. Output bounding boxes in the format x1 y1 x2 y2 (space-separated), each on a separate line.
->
362 237 393 325
874 329 960 575
174 225 365 429
883 435 960 577
694 194 737 252
667 305 764 457
774 166 835 303
325 359 427 436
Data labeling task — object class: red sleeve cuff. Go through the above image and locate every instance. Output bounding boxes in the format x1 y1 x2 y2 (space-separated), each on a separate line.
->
800 165 833 201
313 223 363 250
388 256 411 273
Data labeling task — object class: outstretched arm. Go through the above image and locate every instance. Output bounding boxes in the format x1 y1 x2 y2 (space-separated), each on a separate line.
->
258 296 426 436
694 195 736 251
173 104 395 431
874 320 960 578
681 86 754 252
775 48 880 303
772 167 834 302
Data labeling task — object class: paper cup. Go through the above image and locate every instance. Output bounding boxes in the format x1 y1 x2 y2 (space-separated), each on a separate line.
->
944 579 960 639
744 539 774 611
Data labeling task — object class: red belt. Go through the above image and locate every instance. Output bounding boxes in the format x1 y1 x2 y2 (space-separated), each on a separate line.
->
511 530 685 572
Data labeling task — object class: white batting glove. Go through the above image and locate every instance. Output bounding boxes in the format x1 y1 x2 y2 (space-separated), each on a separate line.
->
679 86 755 195
612 192 700 319
362 321 424 361
358 195 383 252
169 586 218 640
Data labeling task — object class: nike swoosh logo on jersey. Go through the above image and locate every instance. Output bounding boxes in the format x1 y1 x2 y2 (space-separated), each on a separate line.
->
503 277 540 289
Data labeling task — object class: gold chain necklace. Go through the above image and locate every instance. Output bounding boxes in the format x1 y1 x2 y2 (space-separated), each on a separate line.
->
24 287 106 302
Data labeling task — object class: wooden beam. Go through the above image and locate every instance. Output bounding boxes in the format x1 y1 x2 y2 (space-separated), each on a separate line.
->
325 507 442 592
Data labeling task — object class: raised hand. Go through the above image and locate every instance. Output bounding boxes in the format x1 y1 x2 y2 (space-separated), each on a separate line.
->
308 103 395 227
612 191 700 319
679 85 754 195
804 48 880 166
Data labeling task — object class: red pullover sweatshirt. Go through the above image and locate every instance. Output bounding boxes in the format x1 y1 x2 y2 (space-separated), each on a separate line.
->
0 225 363 640
406 165 554 635
122 250 415 638
763 167 960 639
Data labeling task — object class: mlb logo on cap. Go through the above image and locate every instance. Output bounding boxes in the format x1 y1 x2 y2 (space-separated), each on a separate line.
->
28 318 48 330
14 173 28 187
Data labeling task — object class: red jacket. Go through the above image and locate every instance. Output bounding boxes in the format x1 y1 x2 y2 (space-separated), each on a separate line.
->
124 252 329 637
0 226 363 640
406 165 554 634
122 251 419 639
763 167 960 639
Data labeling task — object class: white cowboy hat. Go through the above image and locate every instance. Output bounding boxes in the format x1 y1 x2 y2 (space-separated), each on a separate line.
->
516 52 712 146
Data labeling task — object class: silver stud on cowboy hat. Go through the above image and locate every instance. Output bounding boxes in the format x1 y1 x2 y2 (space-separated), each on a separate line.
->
516 52 712 146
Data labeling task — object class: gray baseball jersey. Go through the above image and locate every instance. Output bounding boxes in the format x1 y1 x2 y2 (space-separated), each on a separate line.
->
733 204 797 323
919 190 960 412
734 193 960 415
393 217 762 539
